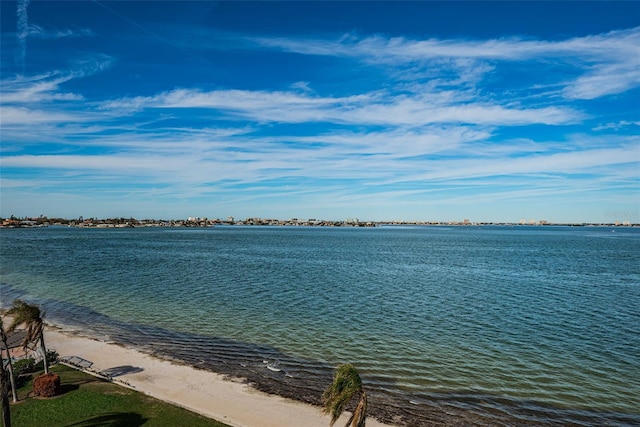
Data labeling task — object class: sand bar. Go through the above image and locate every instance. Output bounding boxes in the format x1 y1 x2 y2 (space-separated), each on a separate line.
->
44 326 395 427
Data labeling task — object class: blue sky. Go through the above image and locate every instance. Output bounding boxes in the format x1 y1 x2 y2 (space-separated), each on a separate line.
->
1 1 639 223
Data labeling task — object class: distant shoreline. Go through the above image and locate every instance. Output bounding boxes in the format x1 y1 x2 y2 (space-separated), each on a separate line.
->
2 216 638 228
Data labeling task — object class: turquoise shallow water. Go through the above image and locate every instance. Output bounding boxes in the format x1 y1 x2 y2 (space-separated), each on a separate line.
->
1 225 639 426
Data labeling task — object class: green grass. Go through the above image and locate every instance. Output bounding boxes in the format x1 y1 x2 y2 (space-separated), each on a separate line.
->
10 364 231 427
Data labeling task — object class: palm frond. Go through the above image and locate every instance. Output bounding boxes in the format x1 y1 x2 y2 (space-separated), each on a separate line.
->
22 320 43 349
322 364 367 427
5 299 48 374
6 299 43 334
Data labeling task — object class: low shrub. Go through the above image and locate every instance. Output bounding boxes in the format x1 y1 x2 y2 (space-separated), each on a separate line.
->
33 372 61 397
12 358 36 376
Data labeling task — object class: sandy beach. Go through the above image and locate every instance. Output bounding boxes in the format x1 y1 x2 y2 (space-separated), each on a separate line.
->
44 325 394 427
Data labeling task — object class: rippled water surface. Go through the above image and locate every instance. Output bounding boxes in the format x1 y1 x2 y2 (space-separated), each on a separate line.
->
1 225 639 426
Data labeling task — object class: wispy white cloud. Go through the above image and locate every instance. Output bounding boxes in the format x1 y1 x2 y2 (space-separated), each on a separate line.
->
3 134 635 184
593 121 640 132
16 0 30 70
101 88 582 127
404 146 637 182
253 27 640 99
563 61 640 100
27 24 93 39
290 81 314 94
1 72 84 104
0 106 82 125
0 57 114 133
254 27 640 63
1 57 112 105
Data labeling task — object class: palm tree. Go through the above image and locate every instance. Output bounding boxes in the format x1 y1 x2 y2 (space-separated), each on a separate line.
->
6 300 49 375
0 318 18 403
0 317 13 427
0 366 10 427
322 364 367 427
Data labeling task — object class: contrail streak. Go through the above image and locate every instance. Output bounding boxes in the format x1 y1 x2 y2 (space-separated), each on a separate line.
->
16 0 30 72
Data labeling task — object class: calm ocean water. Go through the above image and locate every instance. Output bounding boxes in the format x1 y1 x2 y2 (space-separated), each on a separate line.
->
1 225 639 426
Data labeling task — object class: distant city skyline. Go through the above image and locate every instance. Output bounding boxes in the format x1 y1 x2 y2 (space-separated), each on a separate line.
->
1 1 639 224
3 213 638 227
